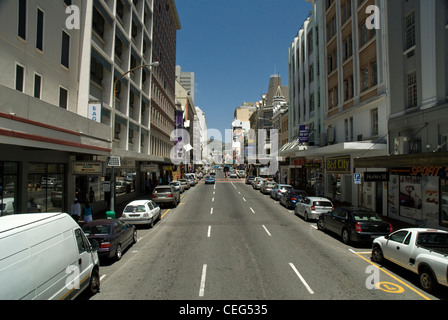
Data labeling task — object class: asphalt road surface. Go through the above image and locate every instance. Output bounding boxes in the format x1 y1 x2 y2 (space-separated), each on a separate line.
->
89 170 447 303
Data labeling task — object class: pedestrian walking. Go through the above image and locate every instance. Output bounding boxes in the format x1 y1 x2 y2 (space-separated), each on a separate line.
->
83 201 93 223
89 187 95 203
70 198 81 222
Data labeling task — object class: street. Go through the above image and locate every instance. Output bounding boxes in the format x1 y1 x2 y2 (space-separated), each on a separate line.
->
88 170 447 301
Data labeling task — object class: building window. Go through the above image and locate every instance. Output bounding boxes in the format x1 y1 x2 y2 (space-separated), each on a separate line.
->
0 162 19 216
28 163 65 213
92 6 105 38
36 8 44 51
407 71 417 108
361 67 369 92
371 61 378 86
61 31 70 68
18 0 27 40
371 108 378 136
15 64 25 92
59 87 68 109
405 12 416 50
34 73 42 99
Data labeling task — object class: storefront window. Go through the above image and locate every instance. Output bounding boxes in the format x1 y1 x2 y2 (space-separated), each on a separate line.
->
0 162 18 216
441 179 448 227
28 163 65 213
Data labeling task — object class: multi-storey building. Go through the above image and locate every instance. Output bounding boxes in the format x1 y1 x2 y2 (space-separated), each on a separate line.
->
0 0 180 216
355 0 448 229
284 0 390 207
176 65 195 103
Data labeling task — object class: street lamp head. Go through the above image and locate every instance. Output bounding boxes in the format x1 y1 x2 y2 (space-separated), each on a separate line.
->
150 61 160 67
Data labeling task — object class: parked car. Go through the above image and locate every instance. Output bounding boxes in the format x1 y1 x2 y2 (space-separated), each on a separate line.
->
229 171 238 178
204 175 215 184
152 185 180 208
178 179 190 190
169 181 184 193
270 184 293 201
0 212 100 300
371 228 448 293
0 197 15 216
317 206 393 244
245 175 256 184
121 199 161 227
252 177 264 190
260 180 277 195
280 189 307 209
295 197 334 221
83 219 137 261
186 176 196 187
237 170 245 178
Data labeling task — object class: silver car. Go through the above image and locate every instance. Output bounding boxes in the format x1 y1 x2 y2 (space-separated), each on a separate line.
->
169 181 184 193
270 184 293 201
295 197 334 221
151 185 180 208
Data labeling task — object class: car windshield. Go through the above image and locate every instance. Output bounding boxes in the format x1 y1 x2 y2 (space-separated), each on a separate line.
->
352 212 383 222
124 205 146 212
155 187 172 193
313 201 333 207
83 224 111 235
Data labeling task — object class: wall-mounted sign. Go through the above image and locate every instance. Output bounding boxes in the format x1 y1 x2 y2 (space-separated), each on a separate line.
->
73 161 103 175
326 155 351 174
88 101 102 123
299 125 309 144
364 172 389 182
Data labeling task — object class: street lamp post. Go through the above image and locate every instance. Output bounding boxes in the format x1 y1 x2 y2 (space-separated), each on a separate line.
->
109 61 159 213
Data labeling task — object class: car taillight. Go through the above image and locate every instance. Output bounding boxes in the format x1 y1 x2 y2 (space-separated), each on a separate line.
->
310 205 315 211
278 190 282 193
168 194 173 197
151 194 156 198
100 242 110 249
291 197 297 201
355 223 362 232
388 223 393 233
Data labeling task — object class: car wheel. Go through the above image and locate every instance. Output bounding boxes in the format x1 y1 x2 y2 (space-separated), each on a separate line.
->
317 218 325 231
342 228 350 244
88 268 100 295
149 218 155 228
115 244 122 260
371 246 384 264
419 267 438 293
304 211 309 222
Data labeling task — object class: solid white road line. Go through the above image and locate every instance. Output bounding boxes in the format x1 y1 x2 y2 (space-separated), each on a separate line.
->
262 225 272 236
199 264 207 297
289 263 315 294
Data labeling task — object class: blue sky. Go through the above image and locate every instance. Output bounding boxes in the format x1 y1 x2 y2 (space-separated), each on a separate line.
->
175 0 312 140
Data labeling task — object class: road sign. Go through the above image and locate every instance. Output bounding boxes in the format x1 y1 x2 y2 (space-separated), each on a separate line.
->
354 173 361 184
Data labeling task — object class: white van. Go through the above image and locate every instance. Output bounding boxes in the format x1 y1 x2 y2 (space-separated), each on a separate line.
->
0 212 100 300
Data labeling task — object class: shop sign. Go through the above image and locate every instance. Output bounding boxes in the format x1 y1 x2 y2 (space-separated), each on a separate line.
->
299 125 309 144
364 172 389 182
88 101 102 123
305 162 321 168
326 155 351 174
141 164 158 173
73 161 103 175
391 166 448 178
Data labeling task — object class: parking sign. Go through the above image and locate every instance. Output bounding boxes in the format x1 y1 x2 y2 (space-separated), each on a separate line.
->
354 173 361 184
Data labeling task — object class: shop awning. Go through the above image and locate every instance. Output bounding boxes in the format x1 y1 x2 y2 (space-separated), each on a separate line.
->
354 151 448 168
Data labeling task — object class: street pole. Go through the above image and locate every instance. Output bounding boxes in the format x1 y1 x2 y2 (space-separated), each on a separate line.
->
110 61 159 213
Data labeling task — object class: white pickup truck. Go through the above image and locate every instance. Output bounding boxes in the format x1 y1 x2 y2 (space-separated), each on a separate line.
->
371 228 448 293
